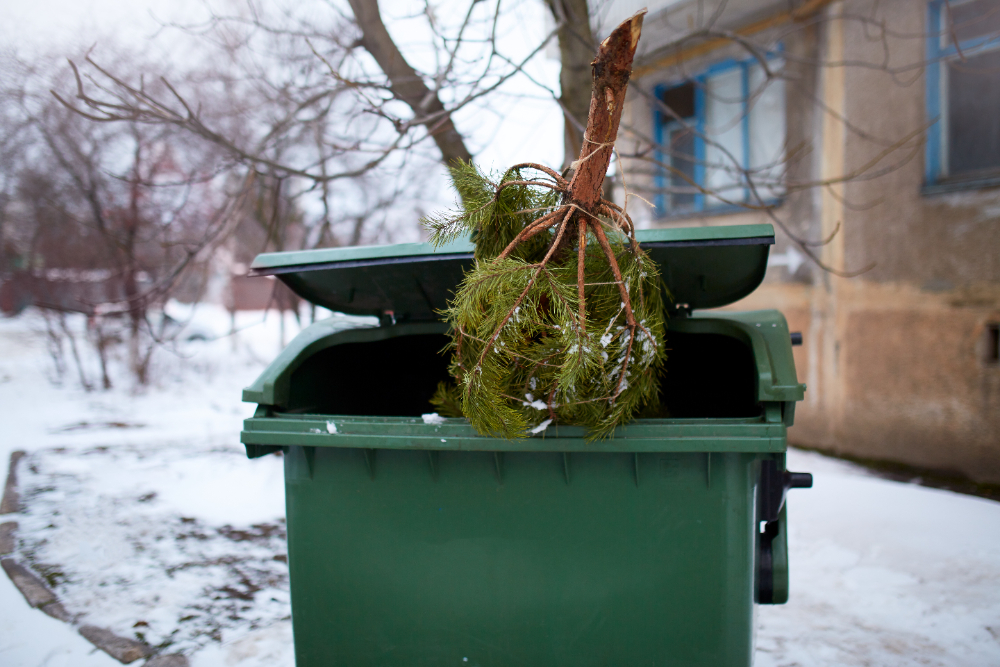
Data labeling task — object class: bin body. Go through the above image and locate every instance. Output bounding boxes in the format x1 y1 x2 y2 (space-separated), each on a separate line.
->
240 224 804 666
281 445 762 666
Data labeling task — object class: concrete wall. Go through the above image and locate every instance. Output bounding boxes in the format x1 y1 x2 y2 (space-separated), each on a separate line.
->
620 0 1000 482
732 280 1000 483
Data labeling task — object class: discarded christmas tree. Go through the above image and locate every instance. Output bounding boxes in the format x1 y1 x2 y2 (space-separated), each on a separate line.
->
425 10 665 440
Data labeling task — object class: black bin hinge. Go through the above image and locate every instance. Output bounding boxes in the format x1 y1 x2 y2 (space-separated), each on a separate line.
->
758 459 812 522
790 332 803 346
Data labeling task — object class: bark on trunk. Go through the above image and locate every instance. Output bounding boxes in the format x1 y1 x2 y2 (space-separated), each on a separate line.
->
567 11 645 210
346 0 473 166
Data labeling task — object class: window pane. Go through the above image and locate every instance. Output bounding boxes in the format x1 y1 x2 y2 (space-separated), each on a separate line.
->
748 62 786 201
669 125 696 211
661 82 696 119
704 68 745 208
948 0 1000 44
947 48 1000 177
660 82 697 213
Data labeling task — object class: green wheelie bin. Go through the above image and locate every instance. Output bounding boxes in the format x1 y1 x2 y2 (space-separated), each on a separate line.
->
240 222 812 667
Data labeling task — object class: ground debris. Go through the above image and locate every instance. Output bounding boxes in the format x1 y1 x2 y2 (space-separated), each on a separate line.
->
79 624 153 663
143 655 190 667
2 558 57 607
1 450 26 513
0 521 16 554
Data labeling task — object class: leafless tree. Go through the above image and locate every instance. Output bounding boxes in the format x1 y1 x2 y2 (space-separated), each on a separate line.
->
49 1 558 234
50 0 1000 280
1 50 246 387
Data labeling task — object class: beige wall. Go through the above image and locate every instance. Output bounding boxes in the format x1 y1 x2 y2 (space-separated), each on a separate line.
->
622 0 1000 482
840 0 1000 286
729 281 1000 483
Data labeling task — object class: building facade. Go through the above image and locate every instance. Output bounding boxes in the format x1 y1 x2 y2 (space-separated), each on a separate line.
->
614 0 1000 482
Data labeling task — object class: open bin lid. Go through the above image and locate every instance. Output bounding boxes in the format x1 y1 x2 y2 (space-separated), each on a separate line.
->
249 223 774 320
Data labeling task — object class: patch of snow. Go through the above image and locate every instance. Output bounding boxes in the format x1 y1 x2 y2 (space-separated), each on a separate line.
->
530 419 552 434
189 620 293 667
15 444 289 657
0 306 297 666
0 571 120 667
326 420 338 433
755 448 1000 666
421 413 445 425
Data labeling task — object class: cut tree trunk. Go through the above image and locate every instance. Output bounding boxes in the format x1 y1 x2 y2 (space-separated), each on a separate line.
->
567 11 644 210
486 10 648 364
433 9 661 440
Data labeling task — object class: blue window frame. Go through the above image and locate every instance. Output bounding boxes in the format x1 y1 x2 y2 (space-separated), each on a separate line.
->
653 54 785 217
926 0 1000 189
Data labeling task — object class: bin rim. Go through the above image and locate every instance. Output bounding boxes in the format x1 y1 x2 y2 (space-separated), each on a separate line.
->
247 224 775 318
241 412 789 453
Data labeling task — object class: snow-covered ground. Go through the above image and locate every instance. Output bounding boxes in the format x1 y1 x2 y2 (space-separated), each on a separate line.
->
0 307 296 666
758 449 1000 666
1 306 999 666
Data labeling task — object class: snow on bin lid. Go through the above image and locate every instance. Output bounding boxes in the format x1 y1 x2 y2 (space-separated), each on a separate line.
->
248 224 774 320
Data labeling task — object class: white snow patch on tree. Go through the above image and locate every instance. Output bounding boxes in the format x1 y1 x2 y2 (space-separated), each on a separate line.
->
530 419 552 434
